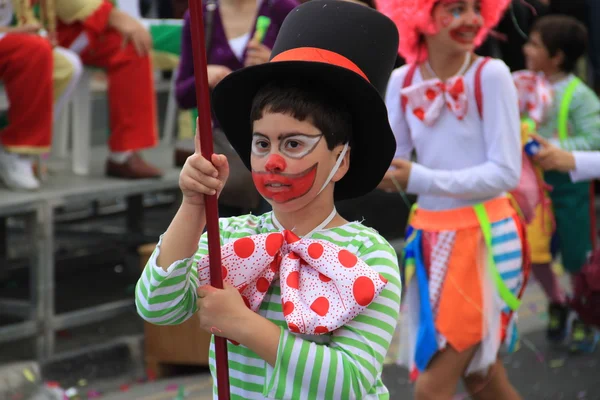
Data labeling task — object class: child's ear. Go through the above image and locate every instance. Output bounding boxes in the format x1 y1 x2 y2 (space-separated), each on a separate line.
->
331 146 351 183
551 50 565 70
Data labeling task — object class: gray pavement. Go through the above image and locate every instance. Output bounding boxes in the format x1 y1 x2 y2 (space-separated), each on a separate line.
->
93 274 600 400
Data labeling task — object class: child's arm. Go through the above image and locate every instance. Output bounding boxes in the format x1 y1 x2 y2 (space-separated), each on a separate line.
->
406 60 522 198
386 67 415 160
136 131 228 325
571 151 600 182
379 67 415 192
135 230 206 325
557 84 600 151
237 242 402 399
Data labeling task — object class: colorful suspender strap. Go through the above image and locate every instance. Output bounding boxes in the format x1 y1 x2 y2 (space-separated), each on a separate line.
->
555 77 597 250
474 57 491 119
557 77 581 142
401 64 418 113
473 203 521 311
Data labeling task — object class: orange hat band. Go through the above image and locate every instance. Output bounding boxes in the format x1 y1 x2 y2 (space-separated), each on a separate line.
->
271 47 369 82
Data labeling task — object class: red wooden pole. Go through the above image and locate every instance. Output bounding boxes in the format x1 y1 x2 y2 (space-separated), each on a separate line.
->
187 0 231 398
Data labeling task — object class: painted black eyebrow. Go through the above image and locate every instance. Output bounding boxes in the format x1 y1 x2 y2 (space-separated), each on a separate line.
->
251 132 323 140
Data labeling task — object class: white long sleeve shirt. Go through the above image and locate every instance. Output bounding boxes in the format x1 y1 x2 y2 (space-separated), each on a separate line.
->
385 58 522 211
571 151 600 183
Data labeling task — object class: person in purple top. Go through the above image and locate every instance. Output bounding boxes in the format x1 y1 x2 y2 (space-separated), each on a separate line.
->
174 0 299 215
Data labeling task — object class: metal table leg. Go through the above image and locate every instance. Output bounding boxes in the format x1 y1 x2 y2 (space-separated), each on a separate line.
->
37 202 55 360
126 195 144 234
0 216 6 259
22 207 47 361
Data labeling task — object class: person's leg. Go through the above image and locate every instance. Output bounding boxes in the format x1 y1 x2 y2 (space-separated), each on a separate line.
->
414 346 478 400
52 47 83 119
463 359 522 400
531 263 570 341
531 263 566 303
78 27 161 178
0 34 53 190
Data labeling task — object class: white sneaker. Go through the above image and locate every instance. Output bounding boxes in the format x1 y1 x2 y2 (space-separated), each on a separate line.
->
0 148 40 190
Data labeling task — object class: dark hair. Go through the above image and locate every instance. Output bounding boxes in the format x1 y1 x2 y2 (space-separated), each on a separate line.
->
532 15 588 73
250 80 352 150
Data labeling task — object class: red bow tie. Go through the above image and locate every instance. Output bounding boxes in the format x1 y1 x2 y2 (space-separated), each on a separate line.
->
401 76 468 126
512 71 553 124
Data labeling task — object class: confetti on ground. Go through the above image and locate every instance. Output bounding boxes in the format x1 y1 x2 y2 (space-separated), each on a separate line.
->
78 379 87 386
521 337 545 364
119 384 130 392
528 303 537 313
166 384 179 391
174 385 186 400
23 368 35 382
87 390 102 398
146 368 157 382
578 390 587 399
550 359 565 368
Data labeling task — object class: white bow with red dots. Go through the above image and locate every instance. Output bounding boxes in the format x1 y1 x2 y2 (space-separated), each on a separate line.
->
196 230 388 335
512 71 554 124
401 76 468 126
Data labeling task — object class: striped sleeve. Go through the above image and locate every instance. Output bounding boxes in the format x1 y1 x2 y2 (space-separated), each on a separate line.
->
559 84 600 151
134 218 232 325
263 240 402 399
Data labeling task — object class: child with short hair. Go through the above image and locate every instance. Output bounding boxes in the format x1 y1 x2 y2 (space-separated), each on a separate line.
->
135 2 403 398
521 14 600 352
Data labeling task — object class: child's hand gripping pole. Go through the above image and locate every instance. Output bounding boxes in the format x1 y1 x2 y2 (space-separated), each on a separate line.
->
253 16 271 43
187 0 230 398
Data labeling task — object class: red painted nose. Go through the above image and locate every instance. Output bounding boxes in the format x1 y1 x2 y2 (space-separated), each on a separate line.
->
265 154 287 172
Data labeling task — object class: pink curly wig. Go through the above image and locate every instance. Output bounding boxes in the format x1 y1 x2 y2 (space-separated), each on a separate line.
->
376 0 511 64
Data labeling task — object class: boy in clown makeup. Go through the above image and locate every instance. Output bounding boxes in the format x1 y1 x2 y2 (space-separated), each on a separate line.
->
135 1 402 399
378 0 527 398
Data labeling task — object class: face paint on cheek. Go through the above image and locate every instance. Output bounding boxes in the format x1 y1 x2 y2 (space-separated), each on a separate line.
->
441 16 452 28
252 163 318 204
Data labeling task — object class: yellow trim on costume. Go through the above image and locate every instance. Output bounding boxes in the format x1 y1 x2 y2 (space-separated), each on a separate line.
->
55 0 104 24
3 145 51 154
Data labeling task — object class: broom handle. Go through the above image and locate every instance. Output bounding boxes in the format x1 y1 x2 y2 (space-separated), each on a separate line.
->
188 0 231 398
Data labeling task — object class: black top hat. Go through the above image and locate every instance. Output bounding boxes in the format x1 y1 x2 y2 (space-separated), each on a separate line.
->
212 0 399 201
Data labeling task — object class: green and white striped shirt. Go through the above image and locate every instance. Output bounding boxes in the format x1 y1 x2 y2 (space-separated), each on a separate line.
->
136 213 402 399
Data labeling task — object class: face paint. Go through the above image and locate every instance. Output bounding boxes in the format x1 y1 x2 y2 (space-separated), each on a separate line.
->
264 154 287 172
449 25 481 44
252 163 318 203
251 133 323 159
279 134 323 159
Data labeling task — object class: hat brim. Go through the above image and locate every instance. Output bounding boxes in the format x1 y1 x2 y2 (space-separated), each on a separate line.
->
212 61 396 201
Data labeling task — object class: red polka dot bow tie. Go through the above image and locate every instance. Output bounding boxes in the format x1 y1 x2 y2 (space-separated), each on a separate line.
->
512 71 553 124
401 76 468 126
196 230 388 335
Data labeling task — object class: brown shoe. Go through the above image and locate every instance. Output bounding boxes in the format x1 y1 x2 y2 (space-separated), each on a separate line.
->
174 148 194 168
106 153 163 179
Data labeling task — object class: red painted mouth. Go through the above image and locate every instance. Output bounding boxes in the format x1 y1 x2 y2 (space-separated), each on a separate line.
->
252 163 318 203
449 26 481 44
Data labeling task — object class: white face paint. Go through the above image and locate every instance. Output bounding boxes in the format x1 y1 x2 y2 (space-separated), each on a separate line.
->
251 133 324 159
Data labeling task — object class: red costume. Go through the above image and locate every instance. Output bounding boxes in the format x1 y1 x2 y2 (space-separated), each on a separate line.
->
0 33 53 153
56 0 157 153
